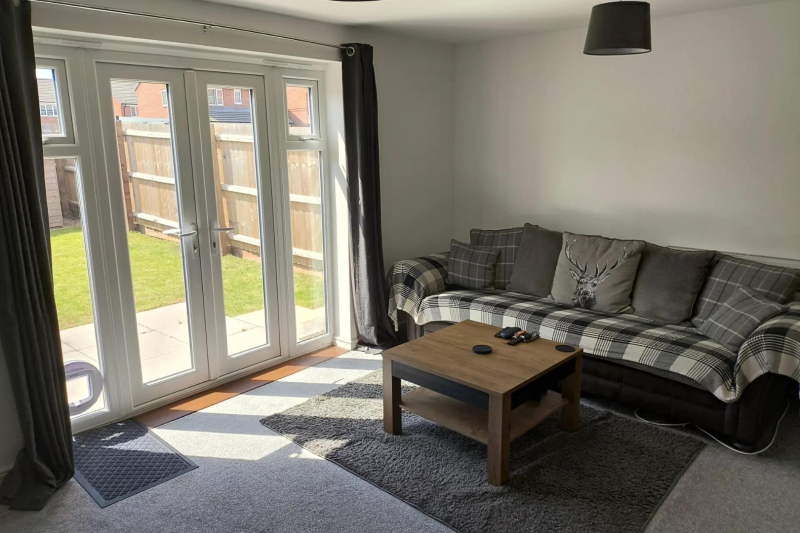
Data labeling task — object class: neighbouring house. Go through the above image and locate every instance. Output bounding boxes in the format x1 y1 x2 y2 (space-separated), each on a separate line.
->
37 77 60 135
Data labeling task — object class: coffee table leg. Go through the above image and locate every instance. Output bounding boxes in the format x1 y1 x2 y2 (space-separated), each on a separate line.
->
488 393 511 486
383 357 402 435
560 353 582 432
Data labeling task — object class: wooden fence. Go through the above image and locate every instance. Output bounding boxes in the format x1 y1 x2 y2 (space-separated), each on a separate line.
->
74 120 324 269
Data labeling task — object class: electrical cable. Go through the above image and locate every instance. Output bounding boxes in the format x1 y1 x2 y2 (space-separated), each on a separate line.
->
634 400 791 456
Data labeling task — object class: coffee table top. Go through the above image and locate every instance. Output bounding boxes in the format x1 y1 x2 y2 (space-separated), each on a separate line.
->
383 320 582 396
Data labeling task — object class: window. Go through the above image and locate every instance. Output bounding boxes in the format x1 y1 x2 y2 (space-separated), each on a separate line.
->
40 103 59 117
161 89 168 107
285 84 314 137
207 87 224 106
233 89 242 105
129 105 138 117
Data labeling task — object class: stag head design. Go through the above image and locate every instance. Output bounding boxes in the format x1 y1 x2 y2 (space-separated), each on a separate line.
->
564 240 630 310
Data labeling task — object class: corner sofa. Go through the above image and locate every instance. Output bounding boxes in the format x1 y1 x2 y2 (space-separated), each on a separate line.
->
387 229 800 451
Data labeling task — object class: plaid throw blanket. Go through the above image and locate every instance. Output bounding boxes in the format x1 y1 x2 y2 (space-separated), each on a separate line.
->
387 255 800 402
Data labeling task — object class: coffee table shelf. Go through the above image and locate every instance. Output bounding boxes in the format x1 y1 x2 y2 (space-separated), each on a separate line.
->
400 388 568 446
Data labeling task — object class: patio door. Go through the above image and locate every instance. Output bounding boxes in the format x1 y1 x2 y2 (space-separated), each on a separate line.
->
96 63 280 406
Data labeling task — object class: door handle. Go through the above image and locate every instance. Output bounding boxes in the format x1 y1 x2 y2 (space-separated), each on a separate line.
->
163 224 199 257
163 228 198 237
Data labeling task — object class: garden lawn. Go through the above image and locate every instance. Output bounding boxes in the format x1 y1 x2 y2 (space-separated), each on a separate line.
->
51 227 324 330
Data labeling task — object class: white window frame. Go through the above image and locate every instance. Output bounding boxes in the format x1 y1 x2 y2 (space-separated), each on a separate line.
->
34 45 120 433
129 105 138 117
208 86 224 106
36 58 75 145
233 88 242 105
161 88 168 107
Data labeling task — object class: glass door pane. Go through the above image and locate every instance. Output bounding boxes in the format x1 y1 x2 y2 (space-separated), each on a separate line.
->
286 151 327 342
47 158 108 420
195 71 281 375
98 63 210 406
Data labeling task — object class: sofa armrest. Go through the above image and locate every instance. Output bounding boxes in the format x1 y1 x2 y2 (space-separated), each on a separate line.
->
735 301 800 395
386 253 449 331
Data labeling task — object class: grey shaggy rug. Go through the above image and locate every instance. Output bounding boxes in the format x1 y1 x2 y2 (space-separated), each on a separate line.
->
261 370 704 533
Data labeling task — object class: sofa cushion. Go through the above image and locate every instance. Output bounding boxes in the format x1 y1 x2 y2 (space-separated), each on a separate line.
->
469 227 523 290
550 232 646 313
631 244 715 324
446 240 499 290
698 286 788 352
691 254 800 328
507 223 563 297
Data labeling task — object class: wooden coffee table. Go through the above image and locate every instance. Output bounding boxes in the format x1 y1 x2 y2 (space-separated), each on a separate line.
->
382 320 583 486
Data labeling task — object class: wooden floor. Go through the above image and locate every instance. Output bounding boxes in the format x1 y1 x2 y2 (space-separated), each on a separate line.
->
136 345 348 428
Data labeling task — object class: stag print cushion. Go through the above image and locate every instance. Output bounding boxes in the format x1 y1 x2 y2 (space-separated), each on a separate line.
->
447 240 500 290
470 227 524 290
550 233 646 313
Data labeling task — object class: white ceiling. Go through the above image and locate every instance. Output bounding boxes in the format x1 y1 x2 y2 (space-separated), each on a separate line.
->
199 0 780 43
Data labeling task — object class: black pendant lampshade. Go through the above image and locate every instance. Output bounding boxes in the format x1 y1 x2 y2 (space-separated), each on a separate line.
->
584 1 651 55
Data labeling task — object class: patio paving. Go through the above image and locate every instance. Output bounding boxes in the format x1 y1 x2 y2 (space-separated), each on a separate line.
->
61 302 327 416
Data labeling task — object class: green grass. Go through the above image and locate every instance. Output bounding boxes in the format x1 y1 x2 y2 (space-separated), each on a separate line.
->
51 227 325 330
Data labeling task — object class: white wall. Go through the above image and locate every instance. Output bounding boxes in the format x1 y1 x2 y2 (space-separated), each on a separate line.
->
454 0 800 259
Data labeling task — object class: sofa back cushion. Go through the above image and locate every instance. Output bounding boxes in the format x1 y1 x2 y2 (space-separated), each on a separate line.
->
447 239 499 290
469 227 523 290
697 286 788 352
550 232 646 313
691 254 800 328
507 224 563 297
631 244 716 324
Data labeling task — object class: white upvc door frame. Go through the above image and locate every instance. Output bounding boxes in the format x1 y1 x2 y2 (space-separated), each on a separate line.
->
190 70 282 377
36 44 125 433
93 61 211 407
33 40 344 430
269 70 336 357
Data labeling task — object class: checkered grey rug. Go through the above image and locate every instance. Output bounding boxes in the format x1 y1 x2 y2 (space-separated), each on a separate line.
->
73 419 197 508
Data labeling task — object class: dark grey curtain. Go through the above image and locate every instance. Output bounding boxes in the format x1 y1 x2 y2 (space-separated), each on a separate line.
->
0 0 75 511
341 44 396 348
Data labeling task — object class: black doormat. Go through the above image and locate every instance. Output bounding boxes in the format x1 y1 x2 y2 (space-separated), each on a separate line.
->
73 419 197 508
261 370 704 533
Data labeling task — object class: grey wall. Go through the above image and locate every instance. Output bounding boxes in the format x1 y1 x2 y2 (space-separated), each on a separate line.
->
453 0 800 259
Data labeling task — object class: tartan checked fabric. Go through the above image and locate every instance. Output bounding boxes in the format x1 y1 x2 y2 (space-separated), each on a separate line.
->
447 239 499 290
408 289 800 402
387 253 449 330
470 227 524 290
692 254 800 328
698 287 789 352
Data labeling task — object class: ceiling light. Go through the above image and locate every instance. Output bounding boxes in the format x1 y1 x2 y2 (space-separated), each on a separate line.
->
584 1 651 56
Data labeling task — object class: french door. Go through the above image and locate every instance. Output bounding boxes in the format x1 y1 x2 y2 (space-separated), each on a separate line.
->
95 63 281 406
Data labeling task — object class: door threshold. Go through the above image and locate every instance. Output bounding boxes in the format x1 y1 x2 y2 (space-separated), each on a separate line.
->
136 345 347 428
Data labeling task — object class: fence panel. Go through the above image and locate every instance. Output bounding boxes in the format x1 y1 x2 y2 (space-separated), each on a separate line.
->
114 120 322 268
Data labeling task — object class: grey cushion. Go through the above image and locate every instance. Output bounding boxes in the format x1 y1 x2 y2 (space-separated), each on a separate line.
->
691 254 800 328
446 239 499 290
697 286 788 352
507 224 563 297
631 244 716 324
469 227 523 290
550 232 645 313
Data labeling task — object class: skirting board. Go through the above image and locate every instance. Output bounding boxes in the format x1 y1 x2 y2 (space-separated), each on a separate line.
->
335 336 358 350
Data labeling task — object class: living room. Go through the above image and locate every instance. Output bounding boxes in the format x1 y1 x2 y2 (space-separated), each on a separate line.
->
1 0 798 532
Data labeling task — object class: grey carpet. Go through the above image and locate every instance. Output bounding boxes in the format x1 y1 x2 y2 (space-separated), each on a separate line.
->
261 370 705 533
73 419 197 507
